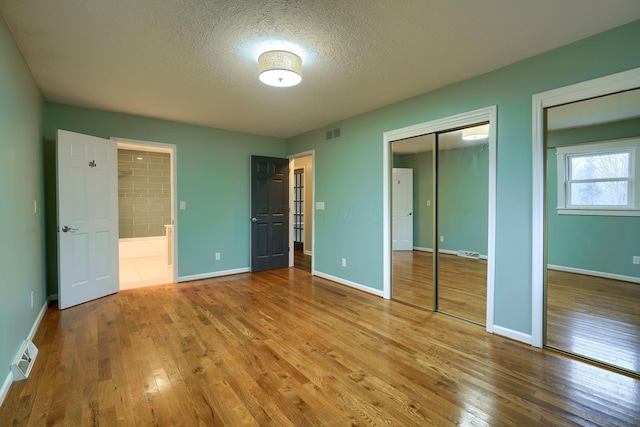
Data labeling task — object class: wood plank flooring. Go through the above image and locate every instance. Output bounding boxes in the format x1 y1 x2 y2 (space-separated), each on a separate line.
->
392 250 640 374
2 268 639 425
547 269 640 373
293 248 311 273
392 251 486 324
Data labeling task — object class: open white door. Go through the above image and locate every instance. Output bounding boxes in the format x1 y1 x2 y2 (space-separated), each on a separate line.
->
57 130 119 309
392 168 413 250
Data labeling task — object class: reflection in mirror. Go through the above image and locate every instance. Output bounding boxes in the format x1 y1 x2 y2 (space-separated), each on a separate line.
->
391 134 435 309
545 88 640 374
391 125 490 321
436 125 489 325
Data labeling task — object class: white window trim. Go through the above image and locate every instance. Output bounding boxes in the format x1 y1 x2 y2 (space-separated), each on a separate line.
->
555 137 640 216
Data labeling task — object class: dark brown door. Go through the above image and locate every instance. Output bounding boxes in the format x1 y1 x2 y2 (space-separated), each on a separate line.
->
251 155 289 272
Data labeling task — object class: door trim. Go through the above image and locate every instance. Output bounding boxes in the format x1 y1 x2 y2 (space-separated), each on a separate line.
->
288 150 315 274
112 137 178 285
382 106 497 333
530 67 640 348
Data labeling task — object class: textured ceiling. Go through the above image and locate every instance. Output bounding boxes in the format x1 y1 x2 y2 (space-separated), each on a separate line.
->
1 1 639 138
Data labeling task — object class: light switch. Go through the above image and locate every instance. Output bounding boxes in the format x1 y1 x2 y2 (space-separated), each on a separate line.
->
179 201 186 210
316 201 325 210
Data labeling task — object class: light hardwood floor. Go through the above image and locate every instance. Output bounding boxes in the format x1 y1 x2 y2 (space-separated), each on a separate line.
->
547 269 640 373
392 250 640 374
392 251 486 324
1 268 639 425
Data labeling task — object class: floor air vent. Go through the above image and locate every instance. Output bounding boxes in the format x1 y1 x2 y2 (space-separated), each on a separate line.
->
11 340 38 381
457 250 480 259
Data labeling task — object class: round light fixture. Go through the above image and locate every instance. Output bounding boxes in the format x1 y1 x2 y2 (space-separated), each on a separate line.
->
258 50 302 87
462 124 489 141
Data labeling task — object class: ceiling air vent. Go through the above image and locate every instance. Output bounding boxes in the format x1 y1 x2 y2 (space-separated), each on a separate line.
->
325 127 342 141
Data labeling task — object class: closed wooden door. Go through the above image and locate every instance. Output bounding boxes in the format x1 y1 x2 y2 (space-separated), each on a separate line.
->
251 155 289 272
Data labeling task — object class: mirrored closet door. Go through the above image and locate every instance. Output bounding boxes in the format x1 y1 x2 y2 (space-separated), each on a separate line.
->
391 123 490 325
392 134 435 309
545 88 640 374
436 126 489 324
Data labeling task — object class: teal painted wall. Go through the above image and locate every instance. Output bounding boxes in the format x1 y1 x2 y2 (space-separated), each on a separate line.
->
547 119 640 278
287 20 640 335
548 118 640 148
394 144 489 254
44 103 287 294
0 17 45 378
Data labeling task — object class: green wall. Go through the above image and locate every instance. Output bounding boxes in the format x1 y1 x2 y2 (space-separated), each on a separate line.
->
287 20 640 336
396 144 489 254
44 103 287 294
0 17 45 379
547 119 640 278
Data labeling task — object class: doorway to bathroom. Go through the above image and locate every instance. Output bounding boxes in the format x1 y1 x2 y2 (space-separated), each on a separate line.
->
115 138 177 289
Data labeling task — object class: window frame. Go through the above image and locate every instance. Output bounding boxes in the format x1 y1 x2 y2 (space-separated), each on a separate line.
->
555 137 640 216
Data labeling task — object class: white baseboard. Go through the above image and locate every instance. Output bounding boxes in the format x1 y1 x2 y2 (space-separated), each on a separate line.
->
1 299 49 407
0 371 13 408
28 300 49 341
493 325 532 345
413 246 488 259
313 271 384 297
178 267 250 283
548 264 640 284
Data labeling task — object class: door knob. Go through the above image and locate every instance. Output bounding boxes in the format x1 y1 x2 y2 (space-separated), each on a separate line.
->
251 217 258 223
62 226 78 233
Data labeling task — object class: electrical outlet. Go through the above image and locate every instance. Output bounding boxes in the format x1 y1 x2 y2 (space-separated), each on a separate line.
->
440 236 444 242
179 201 186 210
633 256 640 265
30 291 34 308
215 252 221 261
34 200 37 214
341 258 346 267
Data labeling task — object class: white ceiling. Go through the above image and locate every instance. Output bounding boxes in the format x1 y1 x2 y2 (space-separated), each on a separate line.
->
547 88 640 131
1 1 639 138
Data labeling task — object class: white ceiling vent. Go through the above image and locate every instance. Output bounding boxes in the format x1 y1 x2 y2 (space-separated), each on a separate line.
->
325 127 342 141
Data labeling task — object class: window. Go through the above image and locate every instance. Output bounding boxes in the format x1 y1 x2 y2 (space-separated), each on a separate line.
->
293 168 304 243
556 138 640 216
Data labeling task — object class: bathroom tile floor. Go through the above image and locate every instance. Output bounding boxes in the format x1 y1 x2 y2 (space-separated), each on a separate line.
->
119 256 174 290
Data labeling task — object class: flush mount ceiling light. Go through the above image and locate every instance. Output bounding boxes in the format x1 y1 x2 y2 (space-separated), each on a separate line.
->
462 124 490 141
258 50 302 87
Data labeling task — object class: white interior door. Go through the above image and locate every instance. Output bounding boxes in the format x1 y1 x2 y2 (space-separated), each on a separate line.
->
57 130 119 309
392 168 413 250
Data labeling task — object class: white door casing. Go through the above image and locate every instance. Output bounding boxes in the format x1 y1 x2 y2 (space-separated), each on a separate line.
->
383 106 497 333
392 168 413 250
57 130 119 309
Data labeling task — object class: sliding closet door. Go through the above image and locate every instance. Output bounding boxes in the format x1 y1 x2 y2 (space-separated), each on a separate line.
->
391 135 435 309
436 125 489 325
545 88 640 374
